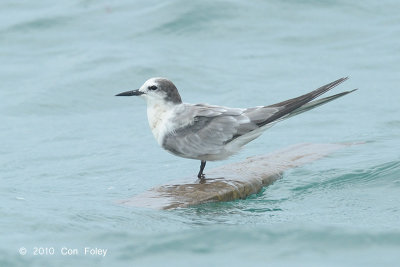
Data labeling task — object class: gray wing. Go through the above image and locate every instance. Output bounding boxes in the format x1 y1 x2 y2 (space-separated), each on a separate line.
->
161 104 280 159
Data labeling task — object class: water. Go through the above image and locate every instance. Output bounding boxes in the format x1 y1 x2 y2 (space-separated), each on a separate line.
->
1 0 399 266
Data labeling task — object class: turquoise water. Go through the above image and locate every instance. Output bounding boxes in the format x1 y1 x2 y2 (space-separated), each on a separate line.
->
1 0 400 266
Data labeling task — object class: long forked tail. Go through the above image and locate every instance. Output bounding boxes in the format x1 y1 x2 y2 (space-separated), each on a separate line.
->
259 77 356 126
285 88 357 119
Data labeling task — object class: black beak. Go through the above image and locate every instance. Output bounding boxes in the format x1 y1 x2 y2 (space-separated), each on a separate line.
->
115 89 144 96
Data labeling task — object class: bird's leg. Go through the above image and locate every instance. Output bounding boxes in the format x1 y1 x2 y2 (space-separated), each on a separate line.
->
197 160 207 182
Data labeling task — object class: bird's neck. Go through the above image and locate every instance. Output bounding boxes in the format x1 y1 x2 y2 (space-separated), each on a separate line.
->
146 100 179 145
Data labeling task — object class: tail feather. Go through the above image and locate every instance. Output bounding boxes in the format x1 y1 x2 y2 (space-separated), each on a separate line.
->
258 77 351 127
224 79 355 148
285 89 357 119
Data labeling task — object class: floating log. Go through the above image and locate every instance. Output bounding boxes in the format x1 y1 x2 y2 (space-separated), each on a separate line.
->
120 143 349 209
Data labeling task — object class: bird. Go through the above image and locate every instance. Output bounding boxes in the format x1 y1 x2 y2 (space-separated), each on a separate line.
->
116 77 355 182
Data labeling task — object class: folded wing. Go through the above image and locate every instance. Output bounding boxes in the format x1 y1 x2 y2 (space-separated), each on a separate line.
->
161 104 276 159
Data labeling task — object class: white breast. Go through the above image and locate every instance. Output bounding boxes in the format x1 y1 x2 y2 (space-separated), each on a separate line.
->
147 102 178 145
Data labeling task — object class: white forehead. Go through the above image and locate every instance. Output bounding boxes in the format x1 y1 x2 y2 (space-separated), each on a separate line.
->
142 77 166 88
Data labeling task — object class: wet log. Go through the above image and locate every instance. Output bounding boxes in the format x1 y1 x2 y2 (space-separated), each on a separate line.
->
120 143 349 209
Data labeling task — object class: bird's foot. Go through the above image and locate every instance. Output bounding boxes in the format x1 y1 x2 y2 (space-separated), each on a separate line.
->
198 174 206 184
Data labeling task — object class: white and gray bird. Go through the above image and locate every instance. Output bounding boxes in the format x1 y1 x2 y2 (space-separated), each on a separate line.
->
116 77 355 182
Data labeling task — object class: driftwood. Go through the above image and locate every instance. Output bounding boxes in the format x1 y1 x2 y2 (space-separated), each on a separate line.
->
120 143 348 209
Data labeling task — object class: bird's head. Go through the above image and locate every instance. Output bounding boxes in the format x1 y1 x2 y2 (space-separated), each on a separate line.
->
116 77 182 105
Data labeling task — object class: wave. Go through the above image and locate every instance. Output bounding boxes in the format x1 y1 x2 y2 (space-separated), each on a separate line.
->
292 160 400 193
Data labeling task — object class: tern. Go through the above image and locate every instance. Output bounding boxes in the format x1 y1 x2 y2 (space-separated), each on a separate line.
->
116 77 355 182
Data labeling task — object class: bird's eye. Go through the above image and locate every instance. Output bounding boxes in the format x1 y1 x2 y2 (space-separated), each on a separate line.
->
148 85 158 90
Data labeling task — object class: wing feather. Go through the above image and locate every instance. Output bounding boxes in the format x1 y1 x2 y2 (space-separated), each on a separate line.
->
162 104 264 159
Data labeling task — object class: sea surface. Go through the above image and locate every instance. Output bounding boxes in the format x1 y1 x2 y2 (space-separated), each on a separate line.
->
1 0 399 266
